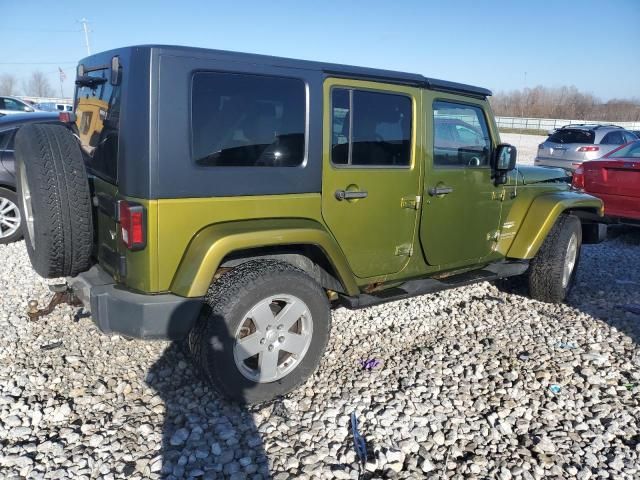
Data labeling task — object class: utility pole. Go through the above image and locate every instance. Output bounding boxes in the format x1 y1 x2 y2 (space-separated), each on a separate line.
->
79 18 91 55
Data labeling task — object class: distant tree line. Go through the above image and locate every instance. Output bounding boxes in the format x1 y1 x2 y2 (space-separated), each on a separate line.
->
0 72 55 98
491 85 640 122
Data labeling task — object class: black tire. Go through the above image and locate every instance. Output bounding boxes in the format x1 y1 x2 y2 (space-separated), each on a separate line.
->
528 214 582 303
14 124 93 278
188 259 331 405
0 187 23 244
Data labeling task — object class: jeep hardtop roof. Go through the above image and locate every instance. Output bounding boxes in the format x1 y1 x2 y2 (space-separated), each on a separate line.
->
79 44 492 99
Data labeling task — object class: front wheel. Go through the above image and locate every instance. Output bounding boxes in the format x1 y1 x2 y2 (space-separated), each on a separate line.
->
188 259 331 404
528 214 582 303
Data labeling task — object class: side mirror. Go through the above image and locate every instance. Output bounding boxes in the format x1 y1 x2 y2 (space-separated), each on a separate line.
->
494 143 517 185
495 143 517 171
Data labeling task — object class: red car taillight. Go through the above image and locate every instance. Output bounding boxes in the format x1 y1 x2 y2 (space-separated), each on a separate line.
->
577 146 599 152
118 200 146 250
572 166 585 190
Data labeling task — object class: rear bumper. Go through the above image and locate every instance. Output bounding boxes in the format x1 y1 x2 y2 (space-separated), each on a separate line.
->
68 266 203 340
534 156 579 172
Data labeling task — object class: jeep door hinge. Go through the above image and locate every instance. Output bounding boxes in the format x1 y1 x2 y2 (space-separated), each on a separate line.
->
395 244 413 256
401 195 421 210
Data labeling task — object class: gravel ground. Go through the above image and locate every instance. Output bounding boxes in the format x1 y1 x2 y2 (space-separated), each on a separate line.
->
1 228 639 480
500 133 547 166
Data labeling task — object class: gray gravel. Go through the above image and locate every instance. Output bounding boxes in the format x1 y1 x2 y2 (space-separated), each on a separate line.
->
1 227 639 479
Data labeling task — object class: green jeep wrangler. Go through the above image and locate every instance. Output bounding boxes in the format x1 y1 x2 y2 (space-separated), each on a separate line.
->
15 45 604 404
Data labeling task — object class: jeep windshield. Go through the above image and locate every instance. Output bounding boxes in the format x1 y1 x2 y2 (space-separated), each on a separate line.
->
74 64 121 183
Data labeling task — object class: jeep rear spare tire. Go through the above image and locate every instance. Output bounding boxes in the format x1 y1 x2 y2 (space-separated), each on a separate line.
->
15 124 94 278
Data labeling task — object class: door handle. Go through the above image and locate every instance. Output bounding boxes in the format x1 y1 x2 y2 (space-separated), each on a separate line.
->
427 186 454 196
335 190 368 201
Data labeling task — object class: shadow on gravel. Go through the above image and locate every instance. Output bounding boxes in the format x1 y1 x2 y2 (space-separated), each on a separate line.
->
497 225 640 345
569 226 640 346
146 307 271 479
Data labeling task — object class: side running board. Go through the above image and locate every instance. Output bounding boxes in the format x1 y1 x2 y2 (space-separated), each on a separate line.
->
338 261 529 310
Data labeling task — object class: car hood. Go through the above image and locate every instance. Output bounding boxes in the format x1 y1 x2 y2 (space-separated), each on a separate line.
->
510 165 569 185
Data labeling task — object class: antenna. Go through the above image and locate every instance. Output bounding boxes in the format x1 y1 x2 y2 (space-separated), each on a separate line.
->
79 18 91 55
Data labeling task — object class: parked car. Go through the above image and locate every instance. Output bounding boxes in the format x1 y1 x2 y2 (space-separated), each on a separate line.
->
0 96 41 115
0 112 62 243
534 124 638 172
33 102 73 113
572 140 640 225
14 45 604 404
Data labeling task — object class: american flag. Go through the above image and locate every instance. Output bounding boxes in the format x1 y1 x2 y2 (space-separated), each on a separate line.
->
58 67 66 82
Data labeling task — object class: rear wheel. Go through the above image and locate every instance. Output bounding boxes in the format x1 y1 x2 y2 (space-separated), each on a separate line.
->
188 259 331 404
528 214 582 303
0 187 22 244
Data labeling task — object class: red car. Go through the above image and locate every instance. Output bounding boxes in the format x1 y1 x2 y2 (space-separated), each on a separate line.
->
572 140 640 224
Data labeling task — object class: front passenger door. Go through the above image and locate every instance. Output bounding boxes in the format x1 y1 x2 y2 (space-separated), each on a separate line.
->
420 98 503 266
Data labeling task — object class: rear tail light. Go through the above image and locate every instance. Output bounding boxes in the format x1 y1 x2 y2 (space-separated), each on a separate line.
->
118 200 146 250
577 146 599 152
58 111 76 123
572 166 585 190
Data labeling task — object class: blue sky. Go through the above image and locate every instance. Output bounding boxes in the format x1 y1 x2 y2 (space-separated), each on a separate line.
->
2 0 639 100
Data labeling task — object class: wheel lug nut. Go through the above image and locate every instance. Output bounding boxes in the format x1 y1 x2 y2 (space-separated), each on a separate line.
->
268 345 274 351
266 325 272 331
260 338 266 344
277 324 283 330
278 336 285 343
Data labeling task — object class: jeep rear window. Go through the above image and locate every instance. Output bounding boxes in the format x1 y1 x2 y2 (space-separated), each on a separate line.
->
74 66 121 183
191 72 306 167
548 129 594 144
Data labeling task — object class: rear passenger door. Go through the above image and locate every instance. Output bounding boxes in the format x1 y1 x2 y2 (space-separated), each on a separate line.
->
322 79 422 278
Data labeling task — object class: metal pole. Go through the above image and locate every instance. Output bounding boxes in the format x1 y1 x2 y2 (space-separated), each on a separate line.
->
60 77 63 98
80 18 91 55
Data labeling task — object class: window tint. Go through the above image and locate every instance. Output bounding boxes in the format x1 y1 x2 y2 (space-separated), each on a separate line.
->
331 88 411 167
191 72 305 167
3 98 26 111
74 66 121 182
623 132 637 143
433 101 491 167
548 129 594 144
600 131 625 145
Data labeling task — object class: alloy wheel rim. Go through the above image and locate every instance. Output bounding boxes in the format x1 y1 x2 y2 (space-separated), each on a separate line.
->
19 165 35 249
562 233 578 288
0 196 21 239
233 294 313 383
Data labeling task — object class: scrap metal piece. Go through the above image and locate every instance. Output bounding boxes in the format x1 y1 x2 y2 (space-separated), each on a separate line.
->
351 412 367 469
27 285 82 321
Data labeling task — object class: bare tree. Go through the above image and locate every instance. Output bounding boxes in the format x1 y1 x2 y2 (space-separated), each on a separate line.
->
0 74 19 96
23 71 55 98
490 85 640 122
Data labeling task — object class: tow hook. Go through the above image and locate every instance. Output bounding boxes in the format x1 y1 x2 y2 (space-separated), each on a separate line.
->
27 284 83 321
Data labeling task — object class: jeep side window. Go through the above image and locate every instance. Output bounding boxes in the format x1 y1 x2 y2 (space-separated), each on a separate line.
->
191 72 306 167
331 88 411 167
433 101 490 167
